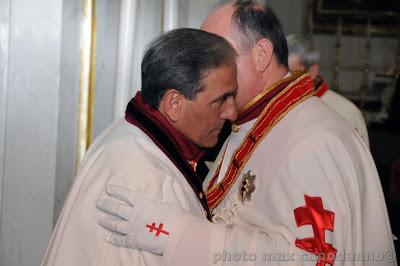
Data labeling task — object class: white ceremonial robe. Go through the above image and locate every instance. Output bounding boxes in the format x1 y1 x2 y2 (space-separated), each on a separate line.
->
164 97 396 265
41 119 206 266
321 90 370 148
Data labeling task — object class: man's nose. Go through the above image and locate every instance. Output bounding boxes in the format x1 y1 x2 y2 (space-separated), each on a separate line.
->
220 97 238 121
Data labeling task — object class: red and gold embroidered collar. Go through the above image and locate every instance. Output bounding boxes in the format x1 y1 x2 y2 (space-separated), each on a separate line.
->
205 72 315 210
235 72 302 125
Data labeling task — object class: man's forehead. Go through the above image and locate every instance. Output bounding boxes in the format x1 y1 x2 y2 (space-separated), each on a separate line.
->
201 65 237 91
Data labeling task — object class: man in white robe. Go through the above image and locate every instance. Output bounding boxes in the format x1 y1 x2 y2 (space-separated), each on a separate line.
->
96 1 396 265
286 34 370 147
40 28 240 266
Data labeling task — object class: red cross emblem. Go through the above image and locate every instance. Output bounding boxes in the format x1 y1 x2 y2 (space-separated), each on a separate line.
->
146 223 170 237
294 195 337 266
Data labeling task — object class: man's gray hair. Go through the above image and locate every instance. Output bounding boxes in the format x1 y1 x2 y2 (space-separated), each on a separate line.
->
141 28 237 108
286 34 320 68
213 0 289 68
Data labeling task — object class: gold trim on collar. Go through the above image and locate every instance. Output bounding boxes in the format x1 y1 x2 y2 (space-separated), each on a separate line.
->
238 70 307 114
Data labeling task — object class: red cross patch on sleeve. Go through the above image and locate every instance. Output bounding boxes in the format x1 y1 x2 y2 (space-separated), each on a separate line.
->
294 195 337 266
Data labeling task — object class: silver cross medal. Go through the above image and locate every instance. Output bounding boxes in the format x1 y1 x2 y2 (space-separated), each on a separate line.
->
238 170 256 203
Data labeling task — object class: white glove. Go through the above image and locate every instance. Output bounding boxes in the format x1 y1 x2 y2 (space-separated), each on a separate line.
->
96 176 183 255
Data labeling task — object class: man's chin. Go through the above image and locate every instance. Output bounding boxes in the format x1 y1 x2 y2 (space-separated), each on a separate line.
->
197 138 218 149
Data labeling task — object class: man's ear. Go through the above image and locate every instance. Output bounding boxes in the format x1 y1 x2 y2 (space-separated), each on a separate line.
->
159 89 184 122
253 38 273 72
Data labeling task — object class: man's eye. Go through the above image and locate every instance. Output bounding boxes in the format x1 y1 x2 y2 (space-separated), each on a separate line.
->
212 94 231 107
211 99 224 108
220 96 228 103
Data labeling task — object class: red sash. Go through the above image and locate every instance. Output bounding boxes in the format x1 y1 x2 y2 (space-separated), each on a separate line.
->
205 73 315 210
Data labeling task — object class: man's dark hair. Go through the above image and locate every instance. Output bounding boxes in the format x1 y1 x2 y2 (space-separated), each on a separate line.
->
218 0 288 67
141 28 237 108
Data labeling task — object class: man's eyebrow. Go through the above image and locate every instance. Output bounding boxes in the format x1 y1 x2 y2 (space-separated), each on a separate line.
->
211 89 237 103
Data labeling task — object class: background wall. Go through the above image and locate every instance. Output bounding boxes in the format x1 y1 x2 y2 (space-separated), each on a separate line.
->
0 0 397 265
54 0 82 226
0 0 62 265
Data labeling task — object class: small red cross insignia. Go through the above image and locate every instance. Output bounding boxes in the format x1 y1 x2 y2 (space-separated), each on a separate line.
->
294 195 337 266
146 223 170 237
188 160 197 171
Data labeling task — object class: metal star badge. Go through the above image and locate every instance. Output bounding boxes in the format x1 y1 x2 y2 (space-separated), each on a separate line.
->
238 170 256 203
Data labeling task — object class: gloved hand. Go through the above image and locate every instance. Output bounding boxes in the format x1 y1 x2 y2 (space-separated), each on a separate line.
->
96 176 183 255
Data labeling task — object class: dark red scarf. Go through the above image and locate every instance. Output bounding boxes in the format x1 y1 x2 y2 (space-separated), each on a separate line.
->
125 92 211 220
